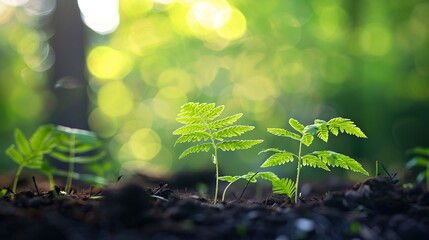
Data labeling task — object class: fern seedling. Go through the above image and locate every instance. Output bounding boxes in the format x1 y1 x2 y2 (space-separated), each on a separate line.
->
260 117 369 203
219 171 279 201
173 102 263 204
6 125 58 195
406 147 429 188
50 126 106 194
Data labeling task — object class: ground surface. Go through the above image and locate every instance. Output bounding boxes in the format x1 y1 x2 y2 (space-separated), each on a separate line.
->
1 176 429 239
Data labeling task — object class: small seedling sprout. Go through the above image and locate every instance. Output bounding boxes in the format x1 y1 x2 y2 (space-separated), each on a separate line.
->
260 118 369 203
173 102 263 204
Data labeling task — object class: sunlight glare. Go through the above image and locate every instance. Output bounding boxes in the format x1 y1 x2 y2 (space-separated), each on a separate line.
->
98 81 133 117
78 0 119 35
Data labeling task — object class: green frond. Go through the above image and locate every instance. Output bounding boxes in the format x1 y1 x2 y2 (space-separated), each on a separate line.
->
218 175 240 182
30 125 55 151
173 124 207 135
267 128 301 141
301 134 314 147
209 113 243 129
217 140 263 151
6 145 24 165
289 118 304 134
179 143 213 159
176 116 204 125
328 117 367 138
410 147 429 157
261 152 295 167
316 122 329 142
15 129 32 156
258 148 285 154
174 132 211 145
272 178 296 198
301 154 330 171
205 105 225 120
213 125 254 139
256 171 280 182
311 151 369 175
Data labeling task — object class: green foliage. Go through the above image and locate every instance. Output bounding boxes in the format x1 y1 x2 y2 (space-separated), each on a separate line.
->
219 171 279 201
260 117 368 202
5 125 107 196
406 147 429 188
51 126 106 194
6 125 58 195
272 178 296 198
173 102 263 203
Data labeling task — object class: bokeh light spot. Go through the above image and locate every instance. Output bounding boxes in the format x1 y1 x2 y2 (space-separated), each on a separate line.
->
78 0 120 35
358 23 392 56
129 128 161 161
98 81 133 117
120 0 153 18
88 108 119 138
87 46 133 81
216 8 247 41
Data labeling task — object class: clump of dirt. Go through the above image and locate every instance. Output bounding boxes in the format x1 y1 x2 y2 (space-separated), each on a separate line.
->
1 176 428 239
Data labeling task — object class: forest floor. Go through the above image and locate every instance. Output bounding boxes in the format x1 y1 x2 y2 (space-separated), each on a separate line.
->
1 175 429 239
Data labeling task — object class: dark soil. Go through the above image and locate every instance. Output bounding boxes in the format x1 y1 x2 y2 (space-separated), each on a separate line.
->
1 176 429 239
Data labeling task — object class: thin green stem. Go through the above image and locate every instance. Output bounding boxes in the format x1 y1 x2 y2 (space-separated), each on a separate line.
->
213 145 219 204
12 165 24 195
47 173 58 198
295 140 303 203
65 134 75 194
375 160 379 176
221 179 237 202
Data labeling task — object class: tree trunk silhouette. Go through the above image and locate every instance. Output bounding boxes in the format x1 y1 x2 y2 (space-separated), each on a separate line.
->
50 0 89 130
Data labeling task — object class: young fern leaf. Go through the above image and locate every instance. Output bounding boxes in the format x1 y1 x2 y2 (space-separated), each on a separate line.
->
217 140 263 151
213 125 255 138
263 117 368 203
179 143 212 159
267 128 301 141
327 117 367 138
209 113 243 129
175 132 211 145
301 154 330 171
289 118 304 134
261 152 295 167
173 102 263 204
309 151 369 175
272 178 296 198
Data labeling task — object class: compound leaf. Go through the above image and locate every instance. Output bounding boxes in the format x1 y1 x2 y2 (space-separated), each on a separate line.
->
179 143 212 159
301 154 330 171
15 129 32 156
289 118 304 134
261 152 295 167
272 178 296 198
328 117 367 138
217 140 263 151
173 124 206 135
213 125 254 138
175 132 211 145
311 151 369 175
6 146 24 165
267 128 301 141
209 113 243 129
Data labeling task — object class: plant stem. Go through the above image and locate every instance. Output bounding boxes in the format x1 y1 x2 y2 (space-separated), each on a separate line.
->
65 134 75 194
222 179 237 202
375 160 379 176
12 165 24 194
295 140 303 203
213 146 219 204
47 173 58 198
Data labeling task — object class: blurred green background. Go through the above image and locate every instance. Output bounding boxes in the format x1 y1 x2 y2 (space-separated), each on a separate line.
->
1 0 428 182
